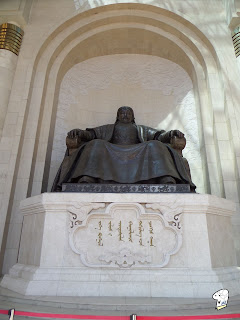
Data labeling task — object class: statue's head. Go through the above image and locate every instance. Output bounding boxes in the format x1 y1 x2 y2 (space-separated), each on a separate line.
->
116 106 135 124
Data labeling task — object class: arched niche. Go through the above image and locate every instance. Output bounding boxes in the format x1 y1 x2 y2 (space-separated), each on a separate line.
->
19 4 230 200
44 27 204 193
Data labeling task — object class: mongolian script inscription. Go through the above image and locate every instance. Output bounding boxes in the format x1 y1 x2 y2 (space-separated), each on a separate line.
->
95 220 156 247
69 202 183 268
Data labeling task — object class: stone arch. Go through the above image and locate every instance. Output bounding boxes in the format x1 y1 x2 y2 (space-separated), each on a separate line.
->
15 3 232 199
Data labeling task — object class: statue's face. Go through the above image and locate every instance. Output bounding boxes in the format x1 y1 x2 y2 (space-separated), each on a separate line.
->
117 108 134 123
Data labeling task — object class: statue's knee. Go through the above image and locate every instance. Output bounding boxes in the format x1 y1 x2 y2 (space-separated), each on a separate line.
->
159 176 176 184
78 176 97 183
148 140 159 148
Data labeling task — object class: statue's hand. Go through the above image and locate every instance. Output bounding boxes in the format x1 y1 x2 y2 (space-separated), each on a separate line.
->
67 129 83 139
170 130 184 138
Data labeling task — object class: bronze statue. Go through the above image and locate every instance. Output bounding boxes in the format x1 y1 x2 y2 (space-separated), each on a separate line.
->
52 106 195 191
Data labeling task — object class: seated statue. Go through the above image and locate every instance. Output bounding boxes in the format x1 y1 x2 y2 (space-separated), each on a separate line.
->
51 106 196 191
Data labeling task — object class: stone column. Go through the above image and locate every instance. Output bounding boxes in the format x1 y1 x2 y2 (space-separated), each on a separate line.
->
0 23 24 138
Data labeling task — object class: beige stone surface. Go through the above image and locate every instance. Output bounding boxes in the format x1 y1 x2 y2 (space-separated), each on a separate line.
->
1 0 240 277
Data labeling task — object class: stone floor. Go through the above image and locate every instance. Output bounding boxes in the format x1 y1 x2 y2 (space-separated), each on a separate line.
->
0 287 240 320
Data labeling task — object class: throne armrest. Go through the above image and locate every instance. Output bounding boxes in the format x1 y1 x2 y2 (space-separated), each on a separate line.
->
66 135 187 155
66 136 83 155
169 136 186 156
170 136 191 179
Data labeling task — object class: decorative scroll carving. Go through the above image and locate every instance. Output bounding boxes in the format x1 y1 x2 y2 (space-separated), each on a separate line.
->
68 202 105 230
146 203 183 231
99 248 151 268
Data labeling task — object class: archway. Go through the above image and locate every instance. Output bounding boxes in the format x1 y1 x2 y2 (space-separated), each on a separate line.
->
23 5 225 198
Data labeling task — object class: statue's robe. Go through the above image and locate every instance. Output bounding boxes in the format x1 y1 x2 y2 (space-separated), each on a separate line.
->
51 124 195 191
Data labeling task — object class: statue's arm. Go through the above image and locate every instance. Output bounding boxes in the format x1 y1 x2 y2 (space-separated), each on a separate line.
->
67 128 95 141
66 128 96 154
156 129 184 143
155 128 192 179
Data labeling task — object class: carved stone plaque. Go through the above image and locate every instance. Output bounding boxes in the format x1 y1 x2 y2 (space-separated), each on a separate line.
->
68 202 183 269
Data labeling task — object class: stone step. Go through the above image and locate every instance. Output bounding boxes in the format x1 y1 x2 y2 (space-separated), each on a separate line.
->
0 293 214 311
0 287 240 319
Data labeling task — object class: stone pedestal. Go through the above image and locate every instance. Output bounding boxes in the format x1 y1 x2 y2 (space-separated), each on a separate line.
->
1 193 240 298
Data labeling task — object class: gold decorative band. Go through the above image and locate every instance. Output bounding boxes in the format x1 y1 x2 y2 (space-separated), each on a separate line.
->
0 23 24 56
232 27 240 58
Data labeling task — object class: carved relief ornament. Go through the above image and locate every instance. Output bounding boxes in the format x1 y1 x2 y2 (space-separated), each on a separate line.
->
67 202 183 269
